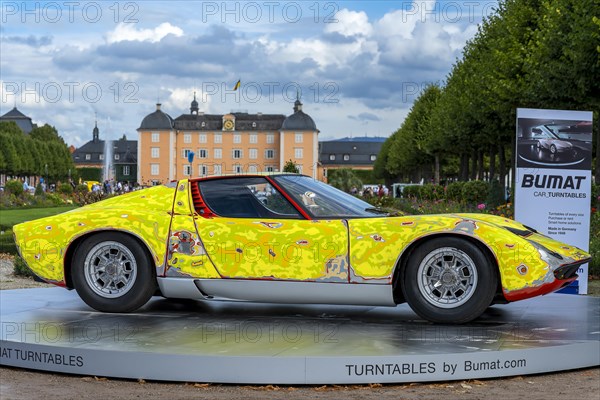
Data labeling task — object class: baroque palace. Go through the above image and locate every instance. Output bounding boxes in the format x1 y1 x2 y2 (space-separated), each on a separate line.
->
137 94 319 185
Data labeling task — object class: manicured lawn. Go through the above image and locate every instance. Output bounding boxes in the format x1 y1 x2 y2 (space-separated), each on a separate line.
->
0 206 78 230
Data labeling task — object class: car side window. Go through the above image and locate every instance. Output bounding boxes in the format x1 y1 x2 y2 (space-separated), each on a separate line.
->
197 177 301 219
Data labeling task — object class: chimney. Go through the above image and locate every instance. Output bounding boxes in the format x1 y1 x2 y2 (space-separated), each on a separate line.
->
156 103 162 111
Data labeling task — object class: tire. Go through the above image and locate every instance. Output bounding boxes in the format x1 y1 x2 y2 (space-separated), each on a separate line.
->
72 232 156 312
402 237 497 324
550 144 557 154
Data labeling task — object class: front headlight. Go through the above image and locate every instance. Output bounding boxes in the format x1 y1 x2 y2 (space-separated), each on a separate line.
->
527 240 564 270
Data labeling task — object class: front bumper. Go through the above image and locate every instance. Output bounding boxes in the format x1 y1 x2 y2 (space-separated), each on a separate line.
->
503 258 589 302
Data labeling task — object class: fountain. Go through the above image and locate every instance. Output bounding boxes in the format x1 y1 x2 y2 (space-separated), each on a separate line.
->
103 139 113 181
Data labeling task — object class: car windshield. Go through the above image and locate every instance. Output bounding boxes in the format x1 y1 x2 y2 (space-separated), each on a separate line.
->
533 125 561 139
274 175 383 218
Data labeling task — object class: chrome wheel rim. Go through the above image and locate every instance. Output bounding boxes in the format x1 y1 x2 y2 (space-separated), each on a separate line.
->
84 241 137 298
417 247 478 309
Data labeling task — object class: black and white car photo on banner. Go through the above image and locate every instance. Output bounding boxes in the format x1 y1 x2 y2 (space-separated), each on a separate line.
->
515 108 593 294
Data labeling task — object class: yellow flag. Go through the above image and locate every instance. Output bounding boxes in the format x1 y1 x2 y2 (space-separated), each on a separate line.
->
233 79 241 91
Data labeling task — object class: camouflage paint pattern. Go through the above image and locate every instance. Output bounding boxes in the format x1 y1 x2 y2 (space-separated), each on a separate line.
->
348 213 589 293
164 181 220 278
195 218 348 281
13 185 176 284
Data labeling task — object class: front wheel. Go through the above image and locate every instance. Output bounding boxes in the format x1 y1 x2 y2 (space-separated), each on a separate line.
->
72 232 156 312
402 237 497 323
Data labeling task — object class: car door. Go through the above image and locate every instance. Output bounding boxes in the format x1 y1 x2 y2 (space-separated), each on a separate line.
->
193 177 349 282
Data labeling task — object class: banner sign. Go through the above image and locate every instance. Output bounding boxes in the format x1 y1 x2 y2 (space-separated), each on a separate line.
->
514 108 593 294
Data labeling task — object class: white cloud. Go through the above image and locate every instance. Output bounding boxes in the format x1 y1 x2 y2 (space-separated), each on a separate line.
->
324 9 373 37
106 22 184 44
1 1 490 147
262 32 378 68
163 87 211 114
375 8 418 40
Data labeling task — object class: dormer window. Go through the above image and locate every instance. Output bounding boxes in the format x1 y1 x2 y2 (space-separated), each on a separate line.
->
252 122 257 128
201 121 206 128
114 154 120 161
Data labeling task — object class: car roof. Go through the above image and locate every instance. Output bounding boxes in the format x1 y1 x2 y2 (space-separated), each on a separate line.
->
187 173 306 183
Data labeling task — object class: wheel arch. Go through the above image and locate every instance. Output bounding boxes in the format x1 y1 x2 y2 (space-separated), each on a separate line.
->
63 229 160 289
391 232 503 304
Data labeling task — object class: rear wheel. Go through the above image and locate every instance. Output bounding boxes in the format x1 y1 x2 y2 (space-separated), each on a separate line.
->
402 237 497 323
72 232 156 312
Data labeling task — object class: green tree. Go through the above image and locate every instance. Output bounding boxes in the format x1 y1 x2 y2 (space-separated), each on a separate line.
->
30 124 65 144
327 169 363 193
0 120 75 181
283 160 299 173
385 85 441 181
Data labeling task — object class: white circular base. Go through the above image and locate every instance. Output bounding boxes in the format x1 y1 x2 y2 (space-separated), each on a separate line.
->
1 288 598 384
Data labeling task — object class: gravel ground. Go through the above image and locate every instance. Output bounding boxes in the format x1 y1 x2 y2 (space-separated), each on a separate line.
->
0 254 598 400
0 254 49 290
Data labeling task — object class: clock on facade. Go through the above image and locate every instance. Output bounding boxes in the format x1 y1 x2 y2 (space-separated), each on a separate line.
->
223 119 234 131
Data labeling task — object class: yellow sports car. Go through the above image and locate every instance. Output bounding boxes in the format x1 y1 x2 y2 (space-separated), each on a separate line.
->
13 174 590 323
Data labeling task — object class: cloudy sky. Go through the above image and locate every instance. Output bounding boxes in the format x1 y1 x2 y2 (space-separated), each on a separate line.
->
0 1 498 146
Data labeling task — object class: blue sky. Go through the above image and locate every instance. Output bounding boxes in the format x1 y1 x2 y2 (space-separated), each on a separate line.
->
0 1 498 146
